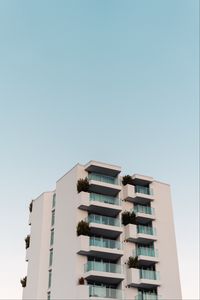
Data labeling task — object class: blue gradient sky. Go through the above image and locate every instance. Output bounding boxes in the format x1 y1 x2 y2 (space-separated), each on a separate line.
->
0 0 199 299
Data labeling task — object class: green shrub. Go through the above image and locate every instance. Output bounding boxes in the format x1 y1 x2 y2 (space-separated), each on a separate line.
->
127 256 139 268
122 175 134 186
122 211 136 225
29 201 33 213
77 220 90 236
20 276 27 288
77 178 90 193
78 277 85 285
25 235 30 249
122 211 131 226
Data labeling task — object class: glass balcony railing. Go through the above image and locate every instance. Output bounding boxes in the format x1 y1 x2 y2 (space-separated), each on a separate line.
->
135 293 161 300
88 173 118 185
135 186 153 195
137 225 156 236
87 214 120 227
140 269 160 280
90 193 121 206
134 205 155 215
134 247 158 257
90 237 122 250
89 285 122 299
84 261 122 274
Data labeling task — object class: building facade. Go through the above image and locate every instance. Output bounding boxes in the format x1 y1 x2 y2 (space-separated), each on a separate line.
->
22 160 182 300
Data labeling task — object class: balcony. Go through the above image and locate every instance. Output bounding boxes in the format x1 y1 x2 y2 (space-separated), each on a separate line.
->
124 224 157 244
77 236 123 260
77 192 122 217
76 285 122 299
85 160 121 177
84 261 124 284
133 247 159 266
127 268 161 288
135 292 161 300
88 173 121 197
134 205 155 224
89 285 122 299
123 185 154 204
87 214 122 239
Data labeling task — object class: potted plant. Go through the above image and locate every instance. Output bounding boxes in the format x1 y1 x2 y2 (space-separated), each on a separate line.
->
122 211 131 226
127 256 139 268
29 201 33 213
78 277 85 285
122 211 136 225
76 220 90 236
122 175 134 186
25 235 30 249
77 178 90 193
20 276 27 288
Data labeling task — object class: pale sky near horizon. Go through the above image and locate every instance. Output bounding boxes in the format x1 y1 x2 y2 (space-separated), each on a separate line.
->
0 0 199 299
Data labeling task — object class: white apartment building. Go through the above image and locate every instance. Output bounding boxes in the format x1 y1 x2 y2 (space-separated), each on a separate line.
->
22 160 182 300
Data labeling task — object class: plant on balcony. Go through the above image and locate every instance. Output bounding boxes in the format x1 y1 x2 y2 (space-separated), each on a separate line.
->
127 256 139 268
122 175 134 186
130 211 136 224
20 276 27 288
29 201 33 213
25 235 30 249
122 211 136 225
76 220 90 236
77 178 90 193
78 277 85 285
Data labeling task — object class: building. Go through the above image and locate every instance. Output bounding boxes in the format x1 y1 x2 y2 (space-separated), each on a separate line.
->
22 160 182 300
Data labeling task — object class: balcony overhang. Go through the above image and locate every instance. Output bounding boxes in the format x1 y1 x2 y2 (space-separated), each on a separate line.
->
131 174 154 186
85 161 121 177
89 180 121 197
84 270 124 284
127 269 161 288
77 192 122 217
124 224 157 244
89 222 122 239
137 255 159 267
135 212 155 224
123 185 154 204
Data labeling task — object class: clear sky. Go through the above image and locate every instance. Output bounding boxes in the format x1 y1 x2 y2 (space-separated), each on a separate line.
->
0 0 199 299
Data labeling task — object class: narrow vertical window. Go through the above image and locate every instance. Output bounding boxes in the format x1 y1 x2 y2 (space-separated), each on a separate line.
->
50 230 54 246
48 270 52 288
52 194 56 208
47 292 51 300
49 249 53 267
51 210 55 227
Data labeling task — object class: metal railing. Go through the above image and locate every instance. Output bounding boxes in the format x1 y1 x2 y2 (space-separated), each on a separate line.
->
87 214 120 227
88 173 118 185
90 237 122 250
90 192 120 206
84 261 122 273
89 285 122 299
137 225 156 236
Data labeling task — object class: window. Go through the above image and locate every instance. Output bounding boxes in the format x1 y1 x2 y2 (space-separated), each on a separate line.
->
51 210 55 227
49 249 53 267
48 270 52 289
47 292 51 300
52 194 56 208
50 230 54 246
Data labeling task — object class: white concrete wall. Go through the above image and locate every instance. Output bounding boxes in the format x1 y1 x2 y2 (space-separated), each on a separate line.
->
51 164 88 299
152 181 182 299
23 192 53 299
